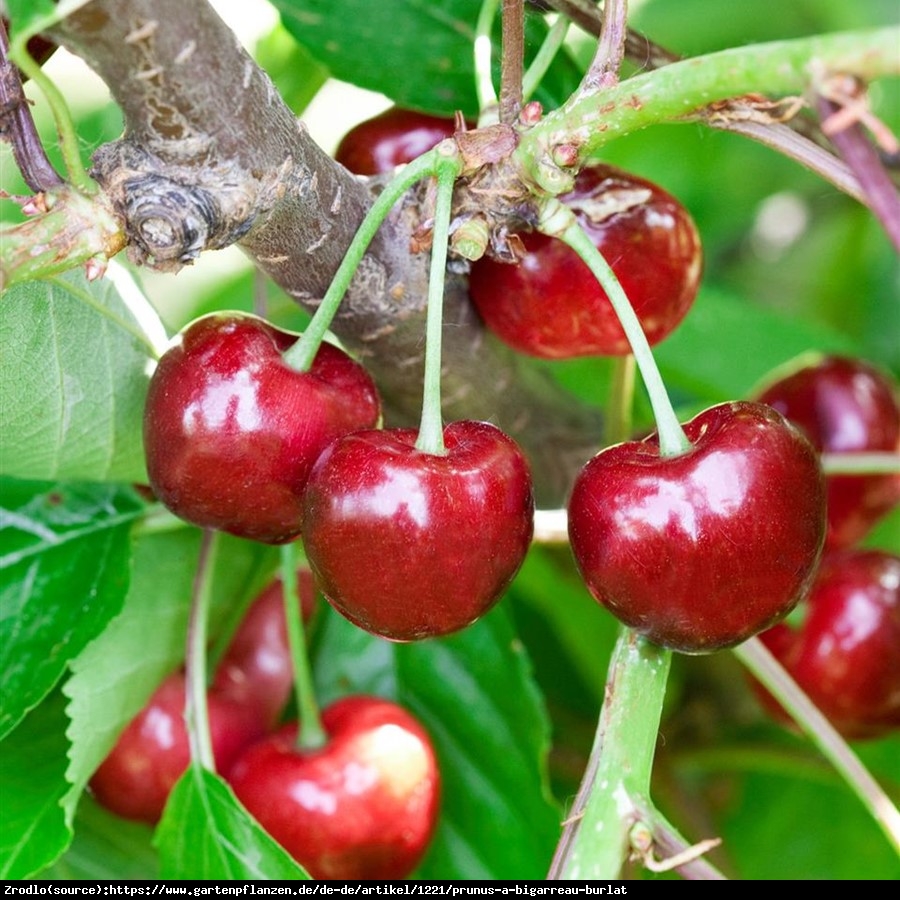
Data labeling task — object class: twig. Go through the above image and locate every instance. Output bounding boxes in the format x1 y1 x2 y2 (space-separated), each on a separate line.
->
578 0 628 95
0 19 62 192
815 81 900 252
499 0 525 124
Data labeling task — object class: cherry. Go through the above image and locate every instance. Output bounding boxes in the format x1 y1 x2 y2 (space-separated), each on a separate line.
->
89 671 267 824
227 695 441 880
334 106 458 175
143 313 381 544
756 549 900 739
467 164 702 358
755 355 900 549
89 574 313 823
568 401 827 653
212 567 317 724
300 420 534 641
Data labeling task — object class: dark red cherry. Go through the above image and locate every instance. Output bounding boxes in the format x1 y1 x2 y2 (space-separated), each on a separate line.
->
756 355 900 549
228 696 441 880
757 549 900 739
143 313 381 544
89 672 266 824
568 401 827 653
301 421 534 641
90 578 313 823
468 164 702 358
334 106 458 175
213 567 317 724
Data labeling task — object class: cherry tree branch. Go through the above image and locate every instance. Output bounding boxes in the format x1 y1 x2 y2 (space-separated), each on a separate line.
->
44 0 602 506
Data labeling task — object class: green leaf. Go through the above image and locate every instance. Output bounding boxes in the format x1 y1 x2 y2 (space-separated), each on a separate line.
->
155 765 310 879
273 0 583 117
313 605 560 879
0 479 142 739
62 528 278 820
0 271 163 484
0 692 71 878
41 798 157 880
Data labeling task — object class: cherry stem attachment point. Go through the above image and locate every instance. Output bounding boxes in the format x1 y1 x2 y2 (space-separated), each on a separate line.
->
282 150 441 373
734 637 900 856
280 542 327 751
415 148 463 456
185 530 219 771
548 205 691 458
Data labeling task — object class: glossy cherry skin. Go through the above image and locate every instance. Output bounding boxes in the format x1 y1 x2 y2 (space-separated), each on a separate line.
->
468 164 702 358
757 549 900 739
213 567 317 724
89 578 313 823
568 401 827 653
228 696 441 880
301 421 534 641
143 313 381 544
756 355 900 549
334 107 458 175
89 672 268 824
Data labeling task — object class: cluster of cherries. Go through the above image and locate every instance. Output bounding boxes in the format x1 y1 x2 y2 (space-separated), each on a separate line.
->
91 569 441 879
103 106 899 878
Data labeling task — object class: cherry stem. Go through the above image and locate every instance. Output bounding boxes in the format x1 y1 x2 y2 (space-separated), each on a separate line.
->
281 149 441 372
546 205 691 457
499 0 524 125
821 451 900 475
474 0 500 124
604 354 636 446
578 0 628 95
522 14 570 102
734 637 900 856
185 529 218 772
549 629 675 879
415 148 463 456
7 23 95 194
281 542 327 751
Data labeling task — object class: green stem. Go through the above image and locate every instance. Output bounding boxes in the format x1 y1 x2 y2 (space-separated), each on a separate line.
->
734 637 900 856
185 530 218 771
474 0 501 124
414 149 463 456
821 451 900 475
551 629 672 879
604 354 636 447
517 26 900 192
281 543 327 751
281 150 440 372
522 15 570 102
548 208 690 457
9 37 95 194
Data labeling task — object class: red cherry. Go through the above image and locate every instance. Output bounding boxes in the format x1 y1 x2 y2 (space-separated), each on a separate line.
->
757 549 900 739
90 579 312 823
468 164 702 358
89 672 267 824
228 696 441 880
756 355 900 549
568 401 827 653
213 567 317 724
301 421 534 641
143 313 381 544
334 106 458 175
